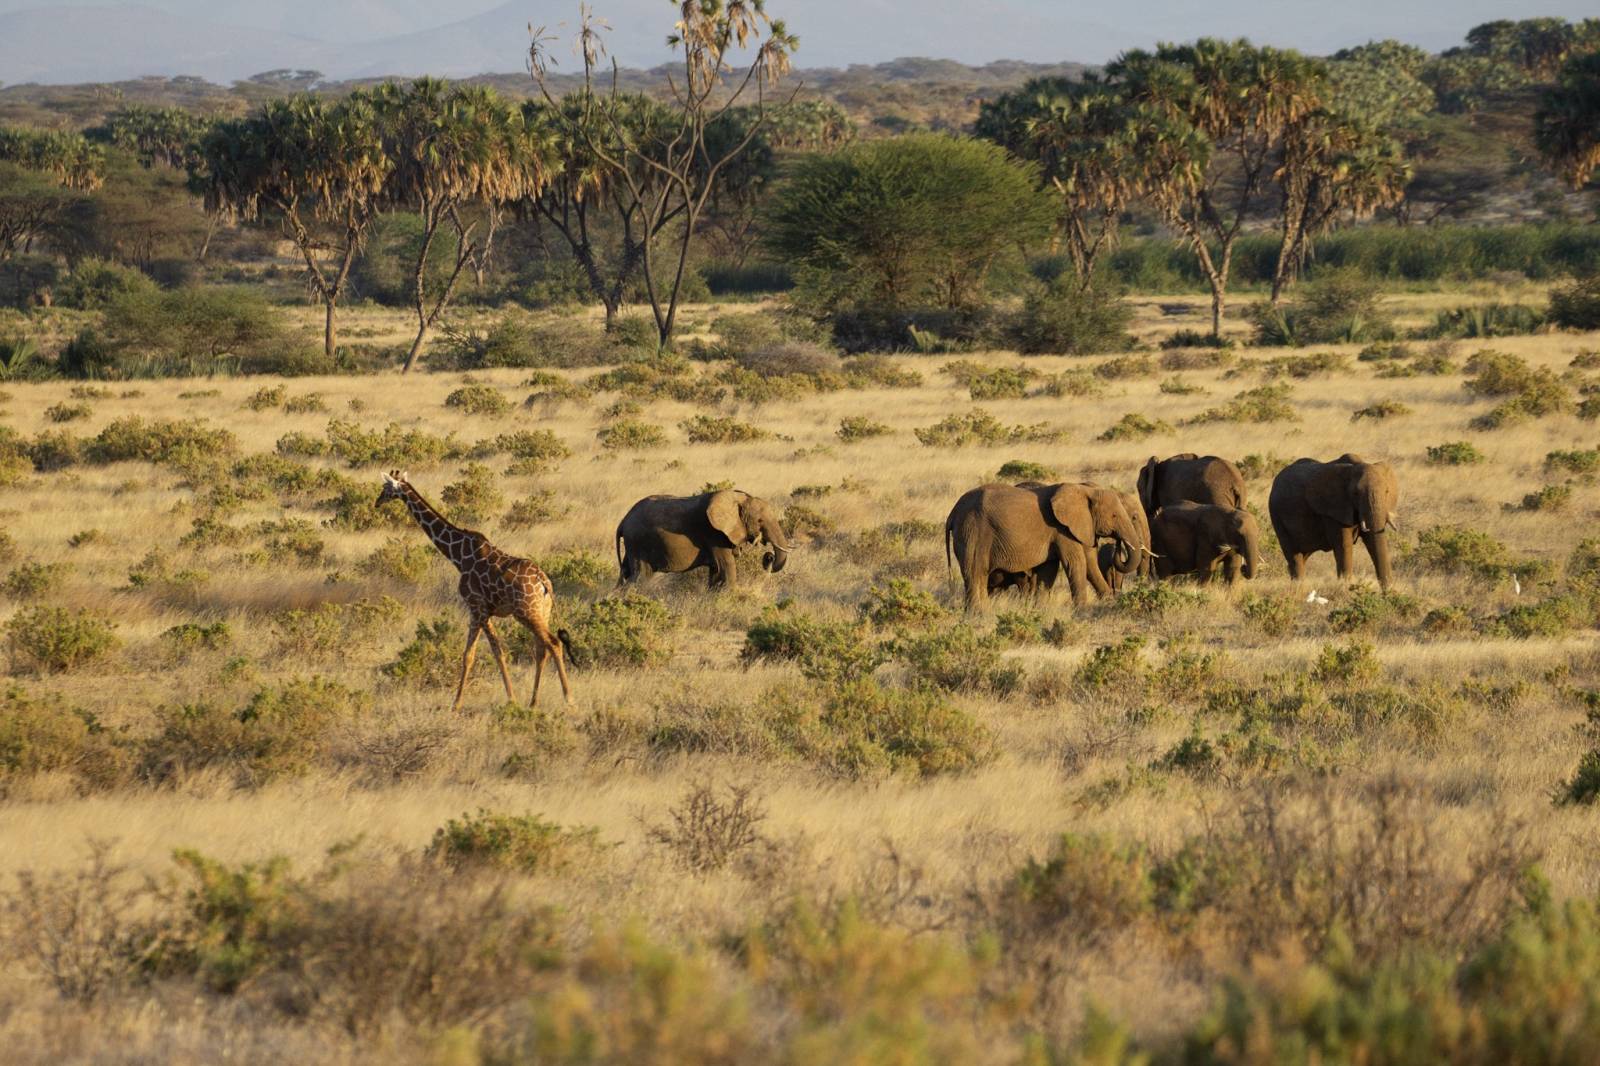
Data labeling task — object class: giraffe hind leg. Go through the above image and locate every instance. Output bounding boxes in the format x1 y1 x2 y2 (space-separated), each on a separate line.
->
517 612 572 707
482 618 516 703
451 619 484 714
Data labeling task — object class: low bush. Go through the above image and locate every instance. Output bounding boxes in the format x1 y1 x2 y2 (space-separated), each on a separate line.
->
490 429 571 473
439 463 503 524
914 409 1063 448
859 579 945 629
1011 277 1133 355
1098 412 1173 441
1407 525 1540 580
563 594 679 668
646 783 770 873
680 415 769 444
87 416 236 466
2 561 69 600
996 459 1055 481
356 537 436 584
891 625 1021 694
1513 484 1572 512
5 606 119 673
1251 271 1394 346
381 616 460 689
1352 401 1411 421
1549 273 1600 330
1424 302 1546 339
444 384 511 417
541 548 611 595
425 810 601 874
1185 382 1297 425
836 416 891 443
597 420 667 450
503 490 569 528
1426 441 1485 465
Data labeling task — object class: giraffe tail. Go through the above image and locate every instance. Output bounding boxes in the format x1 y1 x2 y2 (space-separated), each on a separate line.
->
557 628 581 668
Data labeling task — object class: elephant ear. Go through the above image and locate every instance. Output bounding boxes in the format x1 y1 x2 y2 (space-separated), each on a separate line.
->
1047 485 1095 546
1137 457 1159 513
1306 469 1357 526
706 490 749 544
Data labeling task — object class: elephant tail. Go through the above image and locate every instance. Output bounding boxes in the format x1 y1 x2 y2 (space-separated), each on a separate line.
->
944 521 954 574
615 525 626 572
557 628 581 668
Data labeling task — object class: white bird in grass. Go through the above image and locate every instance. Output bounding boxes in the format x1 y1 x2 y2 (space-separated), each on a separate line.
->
1513 574 1522 596
1306 589 1330 605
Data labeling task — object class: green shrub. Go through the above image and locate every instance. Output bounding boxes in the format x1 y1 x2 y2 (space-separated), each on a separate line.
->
0 687 125 790
1545 448 1600 477
102 286 297 376
914 409 1063 447
836 416 891 443
87 416 236 466
5 606 118 672
54 258 157 310
44 401 91 423
243 385 285 412
1426 441 1485 465
1549 273 1600 330
1463 349 1569 428
381 616 460 689
439 463 503 524
1408 525 1537 579
996 459 1055 481
1311 639 1381 684
1185 382 1297 425
859 579 945 629
680 415 769 444
1012 277 1133 355
1240 593 1296 637
542 548 610 595
425 810 601 874
3 561 69 600
564 594 679 668
742 608 885 686
1425 302 1546 339
1098 412 1173 441
1328 588 1423 634
444 384 511 417
1076 637 1146 689
597 420 667 450
771 677 995 778
491 429 571 473
1035 369 1106 397
998 833 1152 946
1514 484 1572 512
503 490 569 528
890 626 1021 694
1251 271 1393 346
357 537 436 584
160 621 232 655
143 677 366 784
28 430 84 472
1352 401 1411 421
1556 749 1600 806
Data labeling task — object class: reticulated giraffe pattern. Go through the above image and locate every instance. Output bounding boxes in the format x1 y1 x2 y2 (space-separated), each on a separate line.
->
377 470 572 710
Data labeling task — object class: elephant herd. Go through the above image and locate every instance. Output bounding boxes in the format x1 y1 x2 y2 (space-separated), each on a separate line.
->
613 454 1399 610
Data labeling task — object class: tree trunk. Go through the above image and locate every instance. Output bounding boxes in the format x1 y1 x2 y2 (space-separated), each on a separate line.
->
323 301 337 359
403 326 429 374
1210 279 1226 340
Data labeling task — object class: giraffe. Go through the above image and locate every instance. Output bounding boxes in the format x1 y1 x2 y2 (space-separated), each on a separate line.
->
377 470 573 711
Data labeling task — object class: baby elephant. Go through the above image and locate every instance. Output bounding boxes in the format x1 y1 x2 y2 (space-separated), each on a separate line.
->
1149 502 1260 584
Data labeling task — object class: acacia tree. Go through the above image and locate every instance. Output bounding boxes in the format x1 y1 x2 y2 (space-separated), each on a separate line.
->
1110 40 1323 337
0 128 104 260
1535 51 1600 190
199 96 389 358
1270 112 1410 302
371 80 555 372
531 2 796 347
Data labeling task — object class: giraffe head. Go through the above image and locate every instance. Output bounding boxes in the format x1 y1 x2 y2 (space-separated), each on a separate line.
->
376 470 412 507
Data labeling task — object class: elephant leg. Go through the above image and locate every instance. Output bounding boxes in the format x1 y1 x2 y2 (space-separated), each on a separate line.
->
1223 553 1243 585
1333 527 1356 579
1084 547 1112 598
706 546 736 589
1063 550 1091 606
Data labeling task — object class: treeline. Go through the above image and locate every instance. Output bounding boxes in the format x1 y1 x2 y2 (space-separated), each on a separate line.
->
0 12 1597 374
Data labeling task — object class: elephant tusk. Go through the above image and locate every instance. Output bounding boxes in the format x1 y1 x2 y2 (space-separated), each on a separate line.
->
1141 547 1163 559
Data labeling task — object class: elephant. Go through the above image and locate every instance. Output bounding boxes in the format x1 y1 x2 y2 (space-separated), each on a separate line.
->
945 482 1145 611
1097 490 1154 593
1268 454 1399 589
616 489 792 589
1148 502 1260 584
1137 454 1247 517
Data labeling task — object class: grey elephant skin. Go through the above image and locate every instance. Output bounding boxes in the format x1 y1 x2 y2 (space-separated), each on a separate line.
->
616 489 791 589
1149 501 1260 584
945 482 1142 610
1268 454 1398 589
1137 454 1247 517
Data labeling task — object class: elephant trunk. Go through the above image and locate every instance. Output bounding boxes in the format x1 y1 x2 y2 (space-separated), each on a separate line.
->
759 513 791 573
1240 532 1259 581
1364 530 1392 589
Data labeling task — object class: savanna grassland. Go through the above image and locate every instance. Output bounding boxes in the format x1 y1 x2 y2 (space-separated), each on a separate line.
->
2 285 1600 1064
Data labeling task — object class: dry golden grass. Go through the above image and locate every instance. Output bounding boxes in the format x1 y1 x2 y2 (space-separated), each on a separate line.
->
1 296 1598 1062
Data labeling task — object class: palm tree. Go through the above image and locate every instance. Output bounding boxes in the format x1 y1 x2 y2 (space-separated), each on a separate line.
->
371 80 556 372
198 95 389 358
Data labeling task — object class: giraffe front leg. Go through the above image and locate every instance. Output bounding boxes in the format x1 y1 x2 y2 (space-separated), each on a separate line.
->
451 619 484 714
482 619 515 704
531 646 545 707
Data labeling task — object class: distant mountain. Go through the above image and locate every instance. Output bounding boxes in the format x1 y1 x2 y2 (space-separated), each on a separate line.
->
0 4 333 84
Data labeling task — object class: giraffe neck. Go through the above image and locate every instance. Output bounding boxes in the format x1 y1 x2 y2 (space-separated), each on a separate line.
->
399 485 480 572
